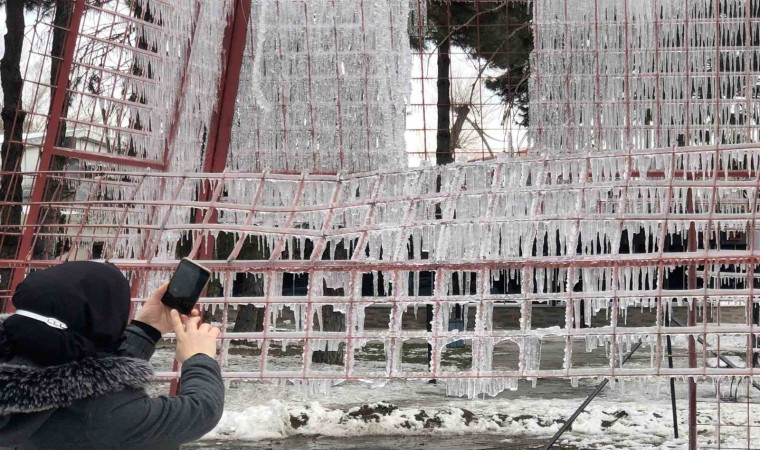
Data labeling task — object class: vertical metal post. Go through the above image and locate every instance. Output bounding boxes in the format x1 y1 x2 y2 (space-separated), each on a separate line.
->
169 0 250 396
4 0 85 312
194 0 251 256
686 188 697 450
666 309 678 438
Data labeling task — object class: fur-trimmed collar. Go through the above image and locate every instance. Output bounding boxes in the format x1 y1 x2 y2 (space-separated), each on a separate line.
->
0 356 153 415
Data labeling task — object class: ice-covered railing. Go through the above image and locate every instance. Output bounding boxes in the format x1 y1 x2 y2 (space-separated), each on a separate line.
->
228 0 412 173
17 144 760 398
531 0 760 151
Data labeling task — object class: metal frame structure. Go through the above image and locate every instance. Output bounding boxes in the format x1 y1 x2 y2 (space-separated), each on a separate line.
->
3 1 760 448
9 0 87 293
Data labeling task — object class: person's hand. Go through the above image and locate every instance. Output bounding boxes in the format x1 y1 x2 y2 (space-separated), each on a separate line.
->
135 281 178 334
171 309 220 363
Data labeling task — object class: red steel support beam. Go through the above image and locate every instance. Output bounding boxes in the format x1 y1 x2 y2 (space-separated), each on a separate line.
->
201 0 251 177
169 0 250 395
51 147 164 170
192 0 251 259
4 0 85 312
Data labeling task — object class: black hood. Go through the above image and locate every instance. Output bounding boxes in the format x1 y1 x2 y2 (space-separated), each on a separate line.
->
2 261 132 366
0 314 152 443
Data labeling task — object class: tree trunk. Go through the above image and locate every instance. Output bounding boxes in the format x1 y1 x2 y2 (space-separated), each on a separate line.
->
0 0 26 302
429 22 454 378
436 37 453 165
225 231 267 333
0 0 25 228
228 233 268 332
34 0 74 260
450 104 470 151
311 304 346 365
234 304 265 332
49 0 72 109
233 272 265 333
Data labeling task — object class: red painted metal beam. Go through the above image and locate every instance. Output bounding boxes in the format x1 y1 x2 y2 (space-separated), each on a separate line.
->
170 0 250 396
202 0 251 176
51 147 164 169
193 0 251 252
4 0 85 312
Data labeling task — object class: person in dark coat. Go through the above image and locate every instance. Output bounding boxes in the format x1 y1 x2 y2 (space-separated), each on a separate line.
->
0 261 224 450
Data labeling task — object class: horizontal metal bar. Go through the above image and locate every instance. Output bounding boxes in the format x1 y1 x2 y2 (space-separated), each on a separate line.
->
4 252 760 272
131 325 760 341
152 367 760 380
50 146 164 169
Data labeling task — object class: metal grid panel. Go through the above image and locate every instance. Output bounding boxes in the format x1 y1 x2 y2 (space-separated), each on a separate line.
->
531 0 760 152
4 146 760 390
0 0 231 293
2 0 760 447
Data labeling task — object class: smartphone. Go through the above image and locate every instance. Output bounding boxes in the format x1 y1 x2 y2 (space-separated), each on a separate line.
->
161 258 212 315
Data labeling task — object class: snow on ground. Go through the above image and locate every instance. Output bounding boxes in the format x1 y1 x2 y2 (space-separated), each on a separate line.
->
206 396 678 447
194 375 760 449
149 322 760 449
149 353 760 448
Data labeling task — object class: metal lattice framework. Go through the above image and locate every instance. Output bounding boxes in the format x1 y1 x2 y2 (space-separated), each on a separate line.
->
2 0 760 448
531 0 760 152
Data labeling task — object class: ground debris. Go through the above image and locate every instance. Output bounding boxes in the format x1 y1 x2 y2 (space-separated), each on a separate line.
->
344 402 399 423
601 410 628 429
290 413 309 429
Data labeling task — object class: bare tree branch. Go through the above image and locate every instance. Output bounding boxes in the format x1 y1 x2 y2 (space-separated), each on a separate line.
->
465 115 494 157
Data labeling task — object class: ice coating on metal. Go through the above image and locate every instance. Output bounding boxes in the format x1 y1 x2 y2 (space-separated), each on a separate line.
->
228 0 412 173
7 0 760 410
531 0 760 151
33 144 760 399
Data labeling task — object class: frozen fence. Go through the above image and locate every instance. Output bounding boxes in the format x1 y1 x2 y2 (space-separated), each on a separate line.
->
4 143 760 399
3 0 760 446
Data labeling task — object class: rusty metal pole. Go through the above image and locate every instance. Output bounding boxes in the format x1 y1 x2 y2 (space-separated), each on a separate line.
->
686 187 697 450
168 0 251 396
195 0 252 248
3 0 85 312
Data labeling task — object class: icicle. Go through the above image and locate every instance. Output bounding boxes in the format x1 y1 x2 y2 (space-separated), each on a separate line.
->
228 0 411 172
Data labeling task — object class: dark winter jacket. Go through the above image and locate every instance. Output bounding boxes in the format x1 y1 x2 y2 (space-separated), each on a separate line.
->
0 320 225 450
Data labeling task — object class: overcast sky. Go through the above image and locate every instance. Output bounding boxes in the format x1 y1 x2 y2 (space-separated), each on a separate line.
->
406 46 528 166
